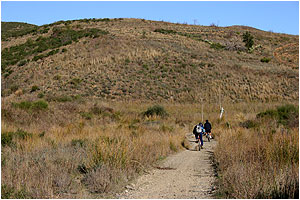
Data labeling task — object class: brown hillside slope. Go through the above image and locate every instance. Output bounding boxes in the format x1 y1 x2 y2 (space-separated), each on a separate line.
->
1 18 299 102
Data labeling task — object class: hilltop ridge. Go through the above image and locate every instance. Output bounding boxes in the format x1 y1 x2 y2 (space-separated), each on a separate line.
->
1 18 299 102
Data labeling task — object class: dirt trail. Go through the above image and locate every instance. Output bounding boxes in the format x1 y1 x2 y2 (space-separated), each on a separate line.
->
117 133 217 199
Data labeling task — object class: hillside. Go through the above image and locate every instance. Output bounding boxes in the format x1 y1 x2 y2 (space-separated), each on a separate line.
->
1 18 299 102
1 22 38 41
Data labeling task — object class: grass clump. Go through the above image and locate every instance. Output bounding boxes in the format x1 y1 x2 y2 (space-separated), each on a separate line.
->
1 129 33 148
71 139 87 147
30 85 39 93
154 28 177 34
1 185 30 199
12 100 48 111
80 112 93 120
143 105 168 118
210 42 225 50
260 57 271 63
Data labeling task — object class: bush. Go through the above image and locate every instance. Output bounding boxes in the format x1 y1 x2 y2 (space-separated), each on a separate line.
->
260 57 271 63
240 120 258 129
69 78 82 85
242 31 254 51
37 92 45 98
17 60 27 66
80 112 93 120
12 100 48 111
1 129 33 147
256 104 298 128
143 105 168 118
210 42 225 50
1 132 14 147
154 28 177 34
32 100 48 110
30 85 39 92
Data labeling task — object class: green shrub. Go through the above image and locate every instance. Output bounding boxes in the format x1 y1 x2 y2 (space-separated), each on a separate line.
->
257 104 298 128
30 85 39 92
260 57 271 63
143 105 168 118
154 28 177 34
240 120 258 129
13 129 33 140
125 58 130 64
1 129 33 147
37 92 45 98
69 78 82 85
210 42 225 50
1 132 14 147
39 132 46 138
17 60 27 66
12 100 48 111
12 101 32 110
242 31 254 51
276 104 298 127
80 112 93 120
32 100 48 110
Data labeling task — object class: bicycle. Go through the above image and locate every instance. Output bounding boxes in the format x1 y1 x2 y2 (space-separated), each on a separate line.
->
205 131 212 142
196 136 203 151
197 137 201 151
206 133 211 142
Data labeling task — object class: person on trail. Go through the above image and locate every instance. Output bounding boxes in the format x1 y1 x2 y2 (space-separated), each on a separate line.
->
204 120 212 139
193 123 205 148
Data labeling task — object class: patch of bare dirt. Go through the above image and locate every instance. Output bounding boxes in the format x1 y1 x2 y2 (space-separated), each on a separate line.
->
117 133 217 199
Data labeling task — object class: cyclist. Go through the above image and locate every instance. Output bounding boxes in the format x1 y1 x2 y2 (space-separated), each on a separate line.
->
204 120 212 139
193 122 205 148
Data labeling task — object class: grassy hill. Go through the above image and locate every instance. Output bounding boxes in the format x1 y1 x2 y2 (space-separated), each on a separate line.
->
1 19 298 199
1 18 299 102
1 22 38 41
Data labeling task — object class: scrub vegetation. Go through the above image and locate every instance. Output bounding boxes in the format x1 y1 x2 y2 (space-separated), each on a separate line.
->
1 18 298 198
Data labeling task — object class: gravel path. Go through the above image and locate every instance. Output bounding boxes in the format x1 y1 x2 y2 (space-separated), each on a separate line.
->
117 133 217 199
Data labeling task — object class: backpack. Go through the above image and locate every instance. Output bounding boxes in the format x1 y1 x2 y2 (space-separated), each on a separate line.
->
193 125 198 135
193 125 202 134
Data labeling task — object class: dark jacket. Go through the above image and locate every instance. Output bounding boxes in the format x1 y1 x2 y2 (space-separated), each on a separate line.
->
204 121 212 131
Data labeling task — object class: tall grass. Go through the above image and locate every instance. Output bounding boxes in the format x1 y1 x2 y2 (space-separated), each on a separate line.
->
1 98 298 198
1 100 188 198
214 104 299 198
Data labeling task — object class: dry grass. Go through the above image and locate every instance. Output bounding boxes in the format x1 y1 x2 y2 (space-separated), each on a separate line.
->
2 18 298 102
1 99 191 198
2 97 298 198
1 18 298 198
214 104 299 198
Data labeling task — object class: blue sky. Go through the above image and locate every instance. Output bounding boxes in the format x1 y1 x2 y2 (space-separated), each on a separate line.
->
1 1 299 35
